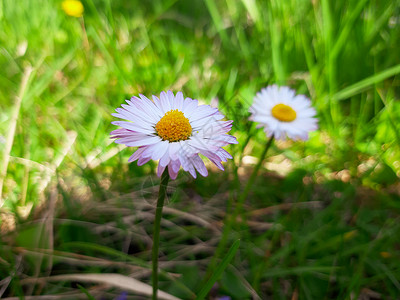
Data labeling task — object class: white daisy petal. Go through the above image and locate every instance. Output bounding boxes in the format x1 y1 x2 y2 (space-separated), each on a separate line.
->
111 121 154 135
132 96 162 120
159 150 171 167
174 91 184 111
191 156 208 177
151 141 169 160
159 91 172 113
211 134 238 145
124 136 161 147
137 156 151 166
189 106 218 122
178 154 197 178
200 150 225 170
169 142 180 160
141 141 169 160
119 104 158 124
182 97 198 116
170 159 181 173
128 147 146 162
214 148 233 161
187 138 219 152
167 90 176 108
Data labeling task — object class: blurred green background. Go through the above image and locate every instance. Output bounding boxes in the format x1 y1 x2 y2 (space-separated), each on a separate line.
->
1 0 400 299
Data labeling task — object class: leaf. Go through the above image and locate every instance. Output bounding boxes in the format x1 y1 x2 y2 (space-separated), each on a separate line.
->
370 163 398 186
221 268 251 299
196 239 241 300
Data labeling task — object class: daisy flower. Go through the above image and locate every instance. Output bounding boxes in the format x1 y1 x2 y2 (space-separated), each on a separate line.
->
249 85 318 141
111 91 238 180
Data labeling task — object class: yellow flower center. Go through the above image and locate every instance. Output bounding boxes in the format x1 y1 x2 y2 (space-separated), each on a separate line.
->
271 103 297 122
155 109 192 142
62 0 84 18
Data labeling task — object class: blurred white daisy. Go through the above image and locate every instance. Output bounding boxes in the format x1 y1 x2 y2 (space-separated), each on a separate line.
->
249 85 318 140
111 91 238 180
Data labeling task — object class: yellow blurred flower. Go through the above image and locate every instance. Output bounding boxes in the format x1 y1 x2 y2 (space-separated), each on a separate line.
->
62 0 84 18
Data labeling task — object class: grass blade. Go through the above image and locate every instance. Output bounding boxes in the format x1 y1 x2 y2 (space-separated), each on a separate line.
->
196 239 240 300
203 0 229 45
332 63 400 101
77 284 96 300
0 66 33 207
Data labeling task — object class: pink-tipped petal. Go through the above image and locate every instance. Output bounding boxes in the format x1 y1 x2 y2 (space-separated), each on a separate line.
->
168 164 179 180
157 163 166 177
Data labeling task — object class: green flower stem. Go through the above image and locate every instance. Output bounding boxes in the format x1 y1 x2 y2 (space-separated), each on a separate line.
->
203 135 274 283
234 134 275 218
152 167 170 300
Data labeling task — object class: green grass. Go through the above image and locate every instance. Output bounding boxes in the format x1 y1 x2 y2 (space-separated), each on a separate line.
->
1 0 400 298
